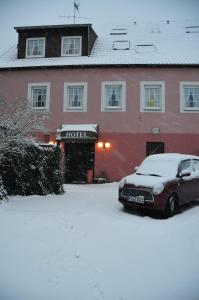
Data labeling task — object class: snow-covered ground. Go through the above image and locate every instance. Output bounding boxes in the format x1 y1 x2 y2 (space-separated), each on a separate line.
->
0 183 199 300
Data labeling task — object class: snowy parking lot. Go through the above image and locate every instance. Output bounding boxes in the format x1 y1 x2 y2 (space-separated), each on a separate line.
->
0 183 199 300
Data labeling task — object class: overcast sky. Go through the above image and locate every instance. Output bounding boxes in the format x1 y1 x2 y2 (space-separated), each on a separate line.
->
0 0 199 54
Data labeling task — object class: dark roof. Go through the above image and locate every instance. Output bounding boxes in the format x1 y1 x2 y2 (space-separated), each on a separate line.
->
14 24 92 32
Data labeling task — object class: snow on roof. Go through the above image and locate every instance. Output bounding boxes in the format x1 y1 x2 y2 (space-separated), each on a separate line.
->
61 124 98 133
14 24 92 31
0 20 199 69
124 153 199 186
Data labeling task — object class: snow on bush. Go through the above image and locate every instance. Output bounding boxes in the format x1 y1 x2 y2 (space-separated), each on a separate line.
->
1 143 64 196
0 176 7 202
0 97 64 196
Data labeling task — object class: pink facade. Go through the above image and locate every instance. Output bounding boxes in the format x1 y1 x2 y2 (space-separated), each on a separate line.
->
1 67 199 181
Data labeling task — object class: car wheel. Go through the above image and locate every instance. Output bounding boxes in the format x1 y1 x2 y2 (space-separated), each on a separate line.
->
164 195 176 218
123 203 130 210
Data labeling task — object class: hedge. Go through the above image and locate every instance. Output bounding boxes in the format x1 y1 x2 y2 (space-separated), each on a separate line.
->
0 177 7 201
0 143 64 196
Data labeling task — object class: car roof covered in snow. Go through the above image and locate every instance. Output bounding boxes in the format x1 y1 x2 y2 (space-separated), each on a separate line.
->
0 19 199 69
145 153 199 162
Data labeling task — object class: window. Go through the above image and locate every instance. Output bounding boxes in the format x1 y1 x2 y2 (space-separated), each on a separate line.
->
110 29 127 35
101 81 126 111
64 82 87 111
146 142 164 156
28 82 50 110
26 38 45 58
140 81 165 112
193 160 199 176
135 44 156 53
180 82 199 112
185 25 199 33
61 36 82 56
179 160 192 172
113 40 130 50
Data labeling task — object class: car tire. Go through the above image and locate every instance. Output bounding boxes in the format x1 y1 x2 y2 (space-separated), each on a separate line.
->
164 195 176 218
123 203 130 210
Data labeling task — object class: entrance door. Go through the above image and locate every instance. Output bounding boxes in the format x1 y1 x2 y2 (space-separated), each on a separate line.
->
146 142 164 156
64 143 95 183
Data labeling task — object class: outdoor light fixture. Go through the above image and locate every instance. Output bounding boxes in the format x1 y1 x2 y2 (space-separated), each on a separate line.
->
104 142 111 149
56 128 61 140
97 142 104 148
97 141 111 149
48 141 56 145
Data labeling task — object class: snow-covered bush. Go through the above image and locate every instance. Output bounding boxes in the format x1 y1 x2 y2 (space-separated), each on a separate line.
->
0 141 64 196
0 97 47 163
0 177 7 201
0 97 64 196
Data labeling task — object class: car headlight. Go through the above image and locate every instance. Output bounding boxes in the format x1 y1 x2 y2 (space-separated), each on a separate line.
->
119 178 126 189
153 183 164 195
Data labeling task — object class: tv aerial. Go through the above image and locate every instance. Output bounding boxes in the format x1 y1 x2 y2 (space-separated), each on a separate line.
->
59 1 92 24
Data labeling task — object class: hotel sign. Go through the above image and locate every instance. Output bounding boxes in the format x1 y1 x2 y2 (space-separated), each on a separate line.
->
61 131 98 141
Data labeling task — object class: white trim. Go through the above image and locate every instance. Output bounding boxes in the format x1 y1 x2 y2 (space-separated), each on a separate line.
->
27 82 50 111
61 36 82 57
61 124 98 133
140 81 165 112
63 82 87 112
25 37 46 58
101 81 126 112
180 81 199 113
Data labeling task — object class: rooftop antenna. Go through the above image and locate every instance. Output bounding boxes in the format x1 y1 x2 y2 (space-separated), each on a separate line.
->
59 1 92 24
73 0 80 24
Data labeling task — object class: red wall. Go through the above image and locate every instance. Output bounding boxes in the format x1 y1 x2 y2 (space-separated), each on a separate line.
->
95 133 199 181
1 67 199 134
1 66 199 181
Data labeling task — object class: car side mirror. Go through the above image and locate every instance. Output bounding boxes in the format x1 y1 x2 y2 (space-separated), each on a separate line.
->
179 169 191 178
134 166 139 172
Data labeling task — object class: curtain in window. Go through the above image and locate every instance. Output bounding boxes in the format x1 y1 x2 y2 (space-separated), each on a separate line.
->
105 85 121 107
145 86 161 109
32 87 47 108
27 39 44 56
68 86 83 108
63 38 81 55
184 87 199 108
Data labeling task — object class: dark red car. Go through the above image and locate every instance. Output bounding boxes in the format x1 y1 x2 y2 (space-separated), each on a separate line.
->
119 153 199 217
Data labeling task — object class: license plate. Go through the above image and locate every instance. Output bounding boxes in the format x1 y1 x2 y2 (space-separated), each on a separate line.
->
128 195 144 204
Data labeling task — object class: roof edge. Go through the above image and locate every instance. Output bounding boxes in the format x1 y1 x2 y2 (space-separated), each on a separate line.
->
1 63 199 71
14 24 92 31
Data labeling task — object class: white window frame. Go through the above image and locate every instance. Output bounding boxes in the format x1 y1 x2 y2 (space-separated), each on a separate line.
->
140 81 165 112
61 36 82 57
63 82 87 112
101 81 126 112
27 82 50 111
26 37 46 58
180 82 199 113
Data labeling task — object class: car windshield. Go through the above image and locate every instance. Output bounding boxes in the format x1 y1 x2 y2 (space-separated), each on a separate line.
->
136 158 178 178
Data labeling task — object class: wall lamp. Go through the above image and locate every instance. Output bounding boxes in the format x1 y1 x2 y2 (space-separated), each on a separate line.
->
48 140 56 145
97 141 111 149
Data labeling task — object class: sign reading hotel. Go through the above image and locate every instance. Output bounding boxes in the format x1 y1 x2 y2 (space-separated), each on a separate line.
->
61 131 97 140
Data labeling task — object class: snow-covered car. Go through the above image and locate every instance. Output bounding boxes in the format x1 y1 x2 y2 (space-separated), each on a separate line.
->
119 153 199 217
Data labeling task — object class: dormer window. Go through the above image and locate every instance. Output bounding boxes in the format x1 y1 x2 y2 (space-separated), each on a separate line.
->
61 36 82 56
26 38 45 58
